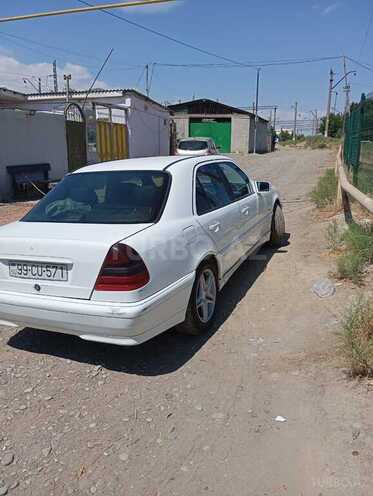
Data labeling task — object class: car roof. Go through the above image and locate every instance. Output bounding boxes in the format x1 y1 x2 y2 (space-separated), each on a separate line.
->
73 155 231 174
178 137 211 142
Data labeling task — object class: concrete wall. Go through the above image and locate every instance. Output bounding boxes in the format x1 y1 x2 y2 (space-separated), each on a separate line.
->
174 117 189 140
127 95 170 158
248 118 270 154
0 109 68 201
231 115 250 154
256 119 270 153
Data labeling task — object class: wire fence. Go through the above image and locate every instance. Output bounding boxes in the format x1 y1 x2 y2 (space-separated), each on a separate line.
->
344 93 373 197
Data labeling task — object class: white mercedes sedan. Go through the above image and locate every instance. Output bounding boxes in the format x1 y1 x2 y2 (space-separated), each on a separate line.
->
0 156 284 346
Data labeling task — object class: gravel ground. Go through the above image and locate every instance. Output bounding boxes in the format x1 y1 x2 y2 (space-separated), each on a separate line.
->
0 202 34 225
0 147 372 496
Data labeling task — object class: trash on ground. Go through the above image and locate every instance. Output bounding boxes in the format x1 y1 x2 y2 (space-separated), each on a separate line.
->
312 279 336 298
274 416 287 423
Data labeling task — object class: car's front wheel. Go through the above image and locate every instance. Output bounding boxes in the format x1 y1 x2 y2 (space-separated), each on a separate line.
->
177 262 218 336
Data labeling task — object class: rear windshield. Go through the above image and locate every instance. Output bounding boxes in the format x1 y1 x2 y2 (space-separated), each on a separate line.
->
178 140 208 151
21 170 170 224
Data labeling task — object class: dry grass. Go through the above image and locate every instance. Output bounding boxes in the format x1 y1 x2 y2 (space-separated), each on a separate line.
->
340 296 373 377
310 169 338 209
0 202 34 226
325 220 345 252
326 220 373 284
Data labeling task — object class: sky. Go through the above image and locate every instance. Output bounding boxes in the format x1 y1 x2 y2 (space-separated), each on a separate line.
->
1 0 373 127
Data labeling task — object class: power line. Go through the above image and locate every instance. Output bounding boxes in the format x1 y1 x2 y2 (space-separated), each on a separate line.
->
135 65 146 87
82 48 114 110
0 69 42 78
359 8 373 59
76 0 252 67
154 56 343 69
0 24 352 77
346 56 373 73
0 30 102 61
0 31 146 74
149 63 156 94
0 25 346 74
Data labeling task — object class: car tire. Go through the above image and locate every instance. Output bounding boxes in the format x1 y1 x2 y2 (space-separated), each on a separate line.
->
269 204 285 246
177 262 218 336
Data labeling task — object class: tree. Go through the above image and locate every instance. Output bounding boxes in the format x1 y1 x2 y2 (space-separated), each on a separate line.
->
279 129 293 141
319 113 344 138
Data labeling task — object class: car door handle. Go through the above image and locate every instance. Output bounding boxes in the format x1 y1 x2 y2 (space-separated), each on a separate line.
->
208 221 221 232
241 206 250 215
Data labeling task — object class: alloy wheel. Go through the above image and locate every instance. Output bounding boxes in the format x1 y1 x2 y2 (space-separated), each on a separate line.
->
196 268 217 323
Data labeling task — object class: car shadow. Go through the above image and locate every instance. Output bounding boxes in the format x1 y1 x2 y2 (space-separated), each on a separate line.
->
8 236 290 376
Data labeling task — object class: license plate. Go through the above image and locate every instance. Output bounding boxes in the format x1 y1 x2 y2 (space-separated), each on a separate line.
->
9 261 68 281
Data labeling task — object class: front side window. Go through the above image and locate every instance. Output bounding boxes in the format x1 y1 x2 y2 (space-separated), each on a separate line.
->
179 140 208 151
196 164 231 215
22 170 170 224
218 162 253 200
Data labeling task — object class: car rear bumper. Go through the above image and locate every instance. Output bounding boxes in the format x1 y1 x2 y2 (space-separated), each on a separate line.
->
0 273 195 346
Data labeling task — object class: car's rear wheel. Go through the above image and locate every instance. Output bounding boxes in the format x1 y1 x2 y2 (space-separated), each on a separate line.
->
177 263 218 336
269 204 285 246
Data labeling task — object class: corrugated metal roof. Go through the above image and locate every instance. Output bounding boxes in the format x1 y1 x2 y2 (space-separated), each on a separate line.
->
27 88 126 97
26 88 168 111
168 98 269 123
0 87 27 102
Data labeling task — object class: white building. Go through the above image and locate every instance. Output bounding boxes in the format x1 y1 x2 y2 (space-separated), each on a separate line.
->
0 87 171 201
22 88 171 160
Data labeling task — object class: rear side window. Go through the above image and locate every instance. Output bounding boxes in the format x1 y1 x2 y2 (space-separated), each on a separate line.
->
179 140 208 151
218 162 253 200
196 164 231 215
21 170 170 224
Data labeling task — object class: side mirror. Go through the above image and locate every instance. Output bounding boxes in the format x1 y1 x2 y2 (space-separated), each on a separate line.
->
257 181 270 192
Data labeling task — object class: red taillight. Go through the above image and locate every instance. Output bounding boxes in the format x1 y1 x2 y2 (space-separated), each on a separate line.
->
95 243 150 292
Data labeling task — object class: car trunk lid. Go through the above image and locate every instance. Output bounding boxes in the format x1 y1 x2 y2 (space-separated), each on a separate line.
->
0 221 150 299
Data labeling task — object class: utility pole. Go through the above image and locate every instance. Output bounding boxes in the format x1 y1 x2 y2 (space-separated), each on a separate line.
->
292 101 298 141
333 91 338 114
273 106 277 132
0 0 176 23
343 56 351 115
325 68 334 138
53 60 58 93
310 110 318 135
64 74 72 103
145 64 150 98
253 67 261 154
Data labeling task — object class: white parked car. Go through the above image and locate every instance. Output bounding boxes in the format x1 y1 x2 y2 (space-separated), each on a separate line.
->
0 156 284 346
176 137 218 156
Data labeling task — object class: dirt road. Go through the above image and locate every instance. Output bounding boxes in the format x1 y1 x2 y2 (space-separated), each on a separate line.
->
1 148 372 496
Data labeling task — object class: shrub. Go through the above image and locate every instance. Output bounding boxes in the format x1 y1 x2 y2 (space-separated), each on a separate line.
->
341 296 373 377
326 220 345 252
304 136 340 149
334 222 373 284
343 222 373 264
336 252 365 284
311 169 338 208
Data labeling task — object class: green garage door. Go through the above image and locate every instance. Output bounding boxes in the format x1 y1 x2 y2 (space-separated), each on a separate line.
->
189 118 232 153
